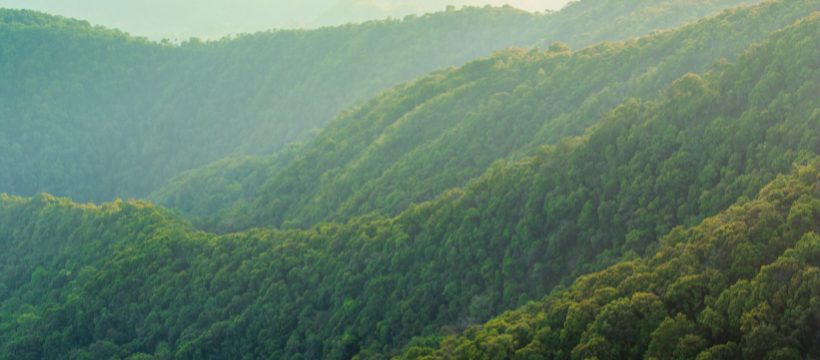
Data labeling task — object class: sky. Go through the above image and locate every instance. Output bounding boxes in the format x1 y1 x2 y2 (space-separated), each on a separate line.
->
0 0 570 41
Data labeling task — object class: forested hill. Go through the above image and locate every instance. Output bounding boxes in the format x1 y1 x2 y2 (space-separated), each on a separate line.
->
0 0 751 204
2 5 820 359
152 0 820 234
394 161 820 360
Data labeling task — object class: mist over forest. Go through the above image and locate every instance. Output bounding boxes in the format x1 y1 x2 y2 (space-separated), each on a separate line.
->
2 0 820 359
0 0 565 40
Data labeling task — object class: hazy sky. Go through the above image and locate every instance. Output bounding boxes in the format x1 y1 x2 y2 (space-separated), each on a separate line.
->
0 0 570 41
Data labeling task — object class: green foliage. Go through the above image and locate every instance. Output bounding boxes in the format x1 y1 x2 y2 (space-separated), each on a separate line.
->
0 0 749 204
533 0 759 49
147 143 304 234
5 0 820 359
394 160 820 360
208 0 820 235
3 8 820 359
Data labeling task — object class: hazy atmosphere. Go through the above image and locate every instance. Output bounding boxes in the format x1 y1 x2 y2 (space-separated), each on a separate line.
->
0 0 568 40
2 0 820 359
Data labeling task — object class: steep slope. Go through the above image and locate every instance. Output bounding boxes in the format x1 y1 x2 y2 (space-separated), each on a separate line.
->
3 10 820 359
391 161 820 360
159 0 819 233
0 0 751 204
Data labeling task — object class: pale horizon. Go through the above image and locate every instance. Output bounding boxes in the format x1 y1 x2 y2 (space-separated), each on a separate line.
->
0 0 572 41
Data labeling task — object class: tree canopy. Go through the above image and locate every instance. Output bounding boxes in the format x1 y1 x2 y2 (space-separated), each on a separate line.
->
0 0 754 204
154 0 819 235
3 0 820 359
2 5 820 359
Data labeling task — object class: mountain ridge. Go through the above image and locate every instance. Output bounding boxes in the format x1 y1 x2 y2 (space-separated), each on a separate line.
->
0 0 756 204
3 0 820 359
153 0 819 235
3 4 820 358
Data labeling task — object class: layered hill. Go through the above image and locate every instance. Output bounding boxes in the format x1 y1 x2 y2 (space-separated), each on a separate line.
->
2 4 820 359
4 0 551 40
0 0 753 204
153 0 820 235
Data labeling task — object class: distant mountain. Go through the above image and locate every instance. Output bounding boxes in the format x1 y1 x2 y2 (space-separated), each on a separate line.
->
307 0 559 28
1 0 560 40
1 0 334 40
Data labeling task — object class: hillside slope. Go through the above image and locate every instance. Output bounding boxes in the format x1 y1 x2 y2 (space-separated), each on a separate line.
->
2 9 820 359
153 0 820 234
0 0 755 204
392 161 820 360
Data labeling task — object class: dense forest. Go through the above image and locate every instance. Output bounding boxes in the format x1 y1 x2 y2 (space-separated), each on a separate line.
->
394 160 820 360
0 0 752 204
153 0 818 234
2 0 820 358
3 0 820 359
